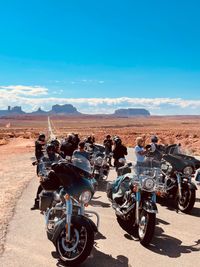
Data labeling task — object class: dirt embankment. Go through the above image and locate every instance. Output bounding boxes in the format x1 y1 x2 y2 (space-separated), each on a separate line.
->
0 138 35 255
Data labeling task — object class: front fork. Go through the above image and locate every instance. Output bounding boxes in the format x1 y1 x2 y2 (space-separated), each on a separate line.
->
135 191 156 225
135 191 140 225
65 197 73 242
65 198 85 242
176 173 182 199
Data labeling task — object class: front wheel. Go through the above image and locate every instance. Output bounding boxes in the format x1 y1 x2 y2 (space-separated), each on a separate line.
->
138 210 156 246
178 188 196 213
116 215 137 236
55 216 94 266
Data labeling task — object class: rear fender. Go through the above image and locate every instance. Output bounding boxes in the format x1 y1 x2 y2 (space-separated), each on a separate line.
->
142 200 158 214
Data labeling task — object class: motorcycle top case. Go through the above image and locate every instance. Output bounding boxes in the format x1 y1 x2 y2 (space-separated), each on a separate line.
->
39 191 54 211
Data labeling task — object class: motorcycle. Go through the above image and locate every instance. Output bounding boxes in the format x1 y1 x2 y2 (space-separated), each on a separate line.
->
165 143 200 171
39 154 99 266
90 145 110 180
107 163 160 246
157 153 197 213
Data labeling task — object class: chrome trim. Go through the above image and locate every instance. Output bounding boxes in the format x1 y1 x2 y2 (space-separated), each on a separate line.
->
85 210 100 230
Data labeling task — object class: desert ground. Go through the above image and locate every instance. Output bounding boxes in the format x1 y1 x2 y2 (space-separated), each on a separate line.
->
0 115 200 266
1 115 200 152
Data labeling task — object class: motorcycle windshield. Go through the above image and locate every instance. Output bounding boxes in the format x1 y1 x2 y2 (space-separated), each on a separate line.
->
93 144 105 153
71 154 92 174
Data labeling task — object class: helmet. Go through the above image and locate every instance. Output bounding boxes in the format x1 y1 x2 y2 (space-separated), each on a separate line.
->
46 143 56 153
106 135 111 139
113 136 122 145
67 134 74 142
38 133 45 141
151 135 158 143
51 139 60 147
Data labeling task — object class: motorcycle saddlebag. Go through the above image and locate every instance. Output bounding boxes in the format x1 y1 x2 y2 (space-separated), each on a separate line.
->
39 191 54 212
40 171 61 191
117 166 131 176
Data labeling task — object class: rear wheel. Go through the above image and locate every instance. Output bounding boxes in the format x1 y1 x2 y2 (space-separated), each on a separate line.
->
138 210 156 246
178 188 196 213
56 216 94 266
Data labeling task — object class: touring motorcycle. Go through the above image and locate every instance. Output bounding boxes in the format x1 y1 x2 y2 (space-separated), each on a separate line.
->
107 163 161 246
157 153 197 213
90 144 110 180
39 155 99 266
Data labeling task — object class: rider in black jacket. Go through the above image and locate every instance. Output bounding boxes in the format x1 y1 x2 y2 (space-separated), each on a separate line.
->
60 134 76 158
113 137 127 170
103 135 113 166
35 133 46 161
31 143 62 210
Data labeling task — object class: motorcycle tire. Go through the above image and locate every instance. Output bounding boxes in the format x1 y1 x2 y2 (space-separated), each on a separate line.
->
55 216 94 266
94 173 100 180
138 210 156 246
178 188 196 213
116 215 136 236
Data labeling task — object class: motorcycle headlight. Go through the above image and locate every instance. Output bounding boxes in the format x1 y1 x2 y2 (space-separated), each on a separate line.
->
95 156 103 165
79 191 92 204
183 166 193 176
143 178 155 191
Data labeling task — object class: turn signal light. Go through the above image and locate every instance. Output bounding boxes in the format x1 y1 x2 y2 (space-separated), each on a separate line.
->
132 185 137 192
64 194 70 201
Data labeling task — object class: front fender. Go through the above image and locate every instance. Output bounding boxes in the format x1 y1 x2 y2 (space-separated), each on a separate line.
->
82 216 98 233
143 200 158 214
51 218 65 245
51 215 97 245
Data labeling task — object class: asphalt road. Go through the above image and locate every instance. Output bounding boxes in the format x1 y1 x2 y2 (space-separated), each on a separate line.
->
1 150 200 267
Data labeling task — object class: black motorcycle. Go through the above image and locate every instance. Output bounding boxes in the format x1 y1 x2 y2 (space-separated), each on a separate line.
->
90 144 110 180
107 164 160 246
158 153 197 213
165 143 200 171
39 155 99 266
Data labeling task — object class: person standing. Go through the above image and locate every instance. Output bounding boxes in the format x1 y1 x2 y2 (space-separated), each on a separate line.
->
31 133 46 210
31 143 62 210
113 137 127 170
134 137 149 166
103 135 113 166
60 134 76 158
35 133 46 161
73 141 90 160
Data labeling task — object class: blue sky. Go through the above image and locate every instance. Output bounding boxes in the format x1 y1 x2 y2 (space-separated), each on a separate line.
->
0 0 200 114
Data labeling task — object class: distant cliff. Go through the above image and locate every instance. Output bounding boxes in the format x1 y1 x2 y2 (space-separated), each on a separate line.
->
114 108 150 117
0 105 150 117
0 104 80 117
0 106 25 116
50 104 80 115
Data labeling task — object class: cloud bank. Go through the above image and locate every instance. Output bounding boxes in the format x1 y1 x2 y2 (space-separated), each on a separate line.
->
0 85 200 115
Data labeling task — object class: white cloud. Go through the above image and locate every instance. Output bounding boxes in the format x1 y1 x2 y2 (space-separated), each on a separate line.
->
70 79 105 85
0 85 48 96
0 85 200 115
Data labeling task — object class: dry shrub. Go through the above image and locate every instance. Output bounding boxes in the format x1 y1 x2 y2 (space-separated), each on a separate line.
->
0 139 9 146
